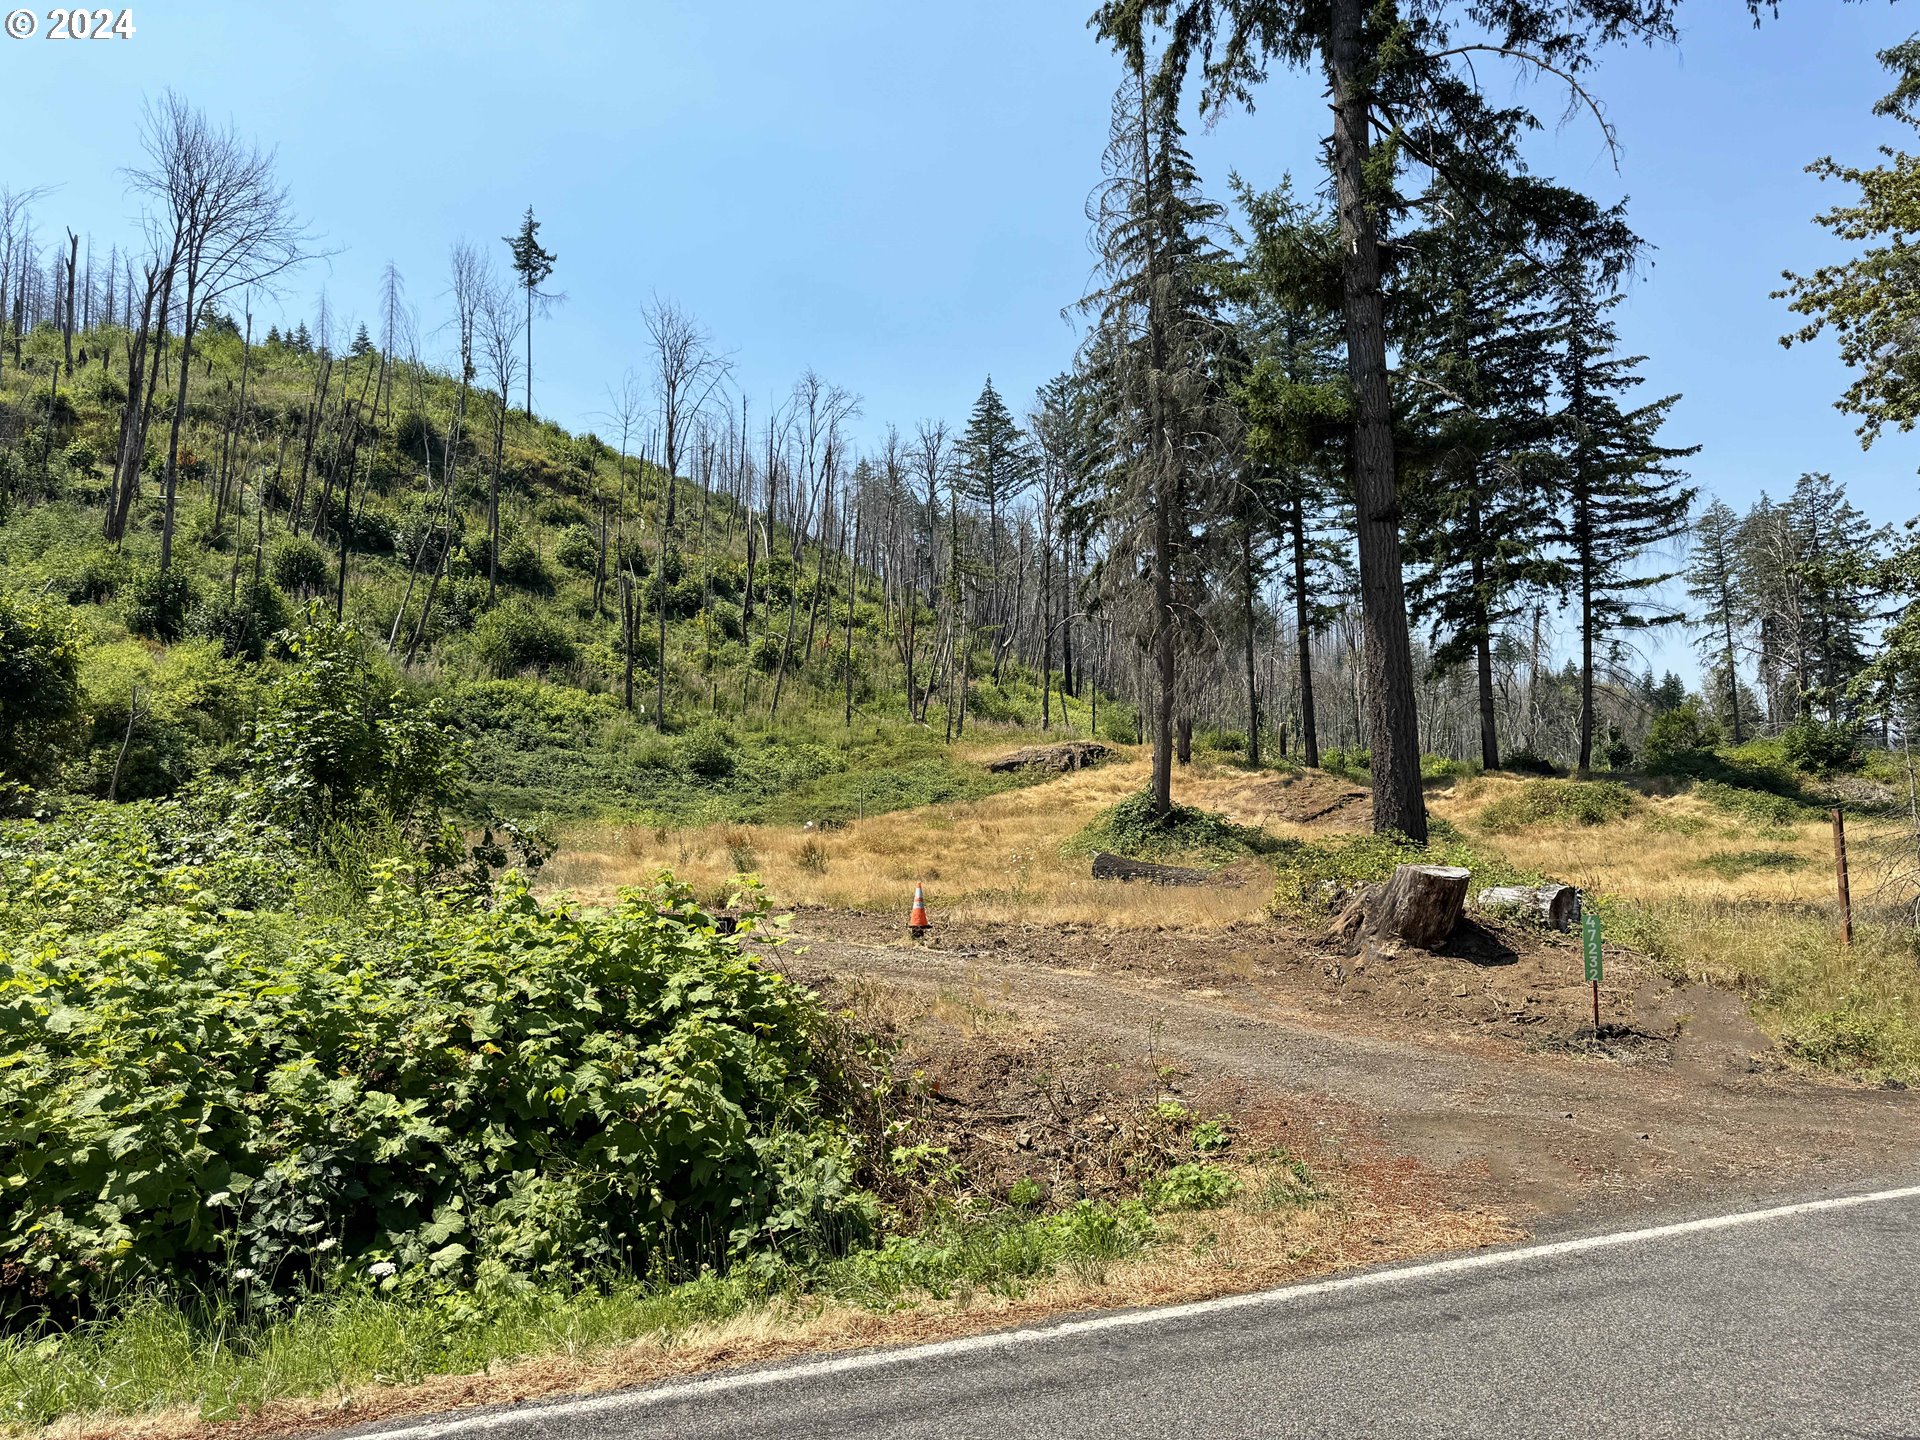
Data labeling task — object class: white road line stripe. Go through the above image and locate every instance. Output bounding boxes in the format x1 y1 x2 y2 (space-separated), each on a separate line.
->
354 1182 1920 1440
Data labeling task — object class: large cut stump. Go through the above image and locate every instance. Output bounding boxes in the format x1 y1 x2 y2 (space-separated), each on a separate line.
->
1476 883 1581 932
1091 851 1214 886
1369 864 1470 947
1329 863 1470 950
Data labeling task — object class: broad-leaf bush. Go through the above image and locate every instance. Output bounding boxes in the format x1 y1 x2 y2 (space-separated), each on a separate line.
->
0 820 874 1316
0 595 86 785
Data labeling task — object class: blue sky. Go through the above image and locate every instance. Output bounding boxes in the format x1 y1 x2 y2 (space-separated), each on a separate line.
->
3 1 1914 674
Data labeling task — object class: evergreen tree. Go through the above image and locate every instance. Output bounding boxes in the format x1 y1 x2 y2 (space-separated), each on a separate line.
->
1398 180 1567 770
349 322 373 359
502 206 557 416
955 377 1037 681
1544 210 1699 774
1077 60 1236 819
1096 0 1706 839
1231 176 1351 769
1783 471 1885 720
1687 498 1752 741
1778 36 1920 446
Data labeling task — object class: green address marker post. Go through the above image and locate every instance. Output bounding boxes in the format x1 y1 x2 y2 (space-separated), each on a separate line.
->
1582 910 1603 1034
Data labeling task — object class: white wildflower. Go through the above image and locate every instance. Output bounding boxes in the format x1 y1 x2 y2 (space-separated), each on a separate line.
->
314 1238 337 1253
369 1261 397 1278
233 1267 257 1282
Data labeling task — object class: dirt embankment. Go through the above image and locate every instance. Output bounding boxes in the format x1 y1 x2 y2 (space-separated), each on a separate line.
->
779 906 1919 1228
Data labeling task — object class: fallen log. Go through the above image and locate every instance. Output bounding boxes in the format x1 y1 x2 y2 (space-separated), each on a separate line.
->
1091 851 1214 886
989 741 1115 774
1476 883 1581 932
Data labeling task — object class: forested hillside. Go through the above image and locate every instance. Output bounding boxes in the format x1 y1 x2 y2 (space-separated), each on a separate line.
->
5 61 1916 831
6 5 1920 1431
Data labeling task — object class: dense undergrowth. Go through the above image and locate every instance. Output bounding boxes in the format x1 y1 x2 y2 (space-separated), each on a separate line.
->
0 613 1273 1429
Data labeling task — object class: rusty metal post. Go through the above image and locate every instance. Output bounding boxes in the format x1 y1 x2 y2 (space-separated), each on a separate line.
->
1831 806 1853 947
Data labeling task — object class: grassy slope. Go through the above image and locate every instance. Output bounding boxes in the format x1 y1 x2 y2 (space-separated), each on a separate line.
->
0 320 1131 824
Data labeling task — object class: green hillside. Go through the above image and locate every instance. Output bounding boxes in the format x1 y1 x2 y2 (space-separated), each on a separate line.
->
0 317 1120 826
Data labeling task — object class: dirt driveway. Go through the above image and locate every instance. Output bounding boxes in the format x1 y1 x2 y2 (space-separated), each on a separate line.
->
780 908 1920 1228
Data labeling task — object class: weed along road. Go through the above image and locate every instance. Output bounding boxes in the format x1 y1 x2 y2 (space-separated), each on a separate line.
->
349 1184 1920 1440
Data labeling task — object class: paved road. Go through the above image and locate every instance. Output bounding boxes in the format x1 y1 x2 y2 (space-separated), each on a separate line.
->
357 1184 1920 1440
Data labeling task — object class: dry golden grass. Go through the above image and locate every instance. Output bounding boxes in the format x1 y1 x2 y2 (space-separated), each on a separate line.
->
1420 774 1920 1075
44 1177 1513 1440
542 757 1289 930
1425 774 1849 906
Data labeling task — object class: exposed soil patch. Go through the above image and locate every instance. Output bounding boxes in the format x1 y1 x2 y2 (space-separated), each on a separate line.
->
779 907 1920 1226
1231 771 1372 828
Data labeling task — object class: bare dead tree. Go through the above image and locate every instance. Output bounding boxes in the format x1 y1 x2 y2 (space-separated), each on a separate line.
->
401 241 487 664
126 89 314 570
642 295 733 532
0 185 50 388
642 296 733 726
478 269 525 603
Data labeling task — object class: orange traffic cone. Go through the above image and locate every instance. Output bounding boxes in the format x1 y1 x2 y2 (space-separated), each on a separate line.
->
908 884 930 939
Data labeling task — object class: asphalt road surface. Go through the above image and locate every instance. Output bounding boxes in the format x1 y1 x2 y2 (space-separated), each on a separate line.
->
354 1183 1920 1440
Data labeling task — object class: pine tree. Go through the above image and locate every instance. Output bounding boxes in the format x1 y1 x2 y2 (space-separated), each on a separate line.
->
349 322 373 359
1077 59 1236 819
1783 472 1885 720
955 377 1037 682
1687 499 1751 741
1231 176 1351 769
502 206 557 416
1398 180 1568 770
1544 212 1699 774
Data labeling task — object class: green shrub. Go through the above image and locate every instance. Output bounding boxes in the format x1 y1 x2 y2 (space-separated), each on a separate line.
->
74 638 251 801
1693 779 1808 828
1320 746 1370 779
498 536 553 593
678 721 737 780
61 546 128 604
270 536 333 597
555 523 599 575
1781 1008 1911 1074
191 580 290 661
473 602 577 678
1097 702 1140 746
1142 1163 1241 1212
123 567 200 642
1071 789 1275 862
0 844 870 1312
0 595 87 785
1478 779 1633 832
1781 715 1861 774
1644 701 1722 775
245 615 465 855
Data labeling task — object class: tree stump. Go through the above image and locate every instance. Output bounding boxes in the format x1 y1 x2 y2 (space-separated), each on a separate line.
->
1333 863 1469 950
1476 884 1581 932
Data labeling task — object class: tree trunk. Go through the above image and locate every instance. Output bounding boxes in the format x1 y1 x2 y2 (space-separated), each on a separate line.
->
157 272 199 572
1326 0 1426 842
1476 884 1581 932
1290 506 1320 769
1242 523 1261 766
